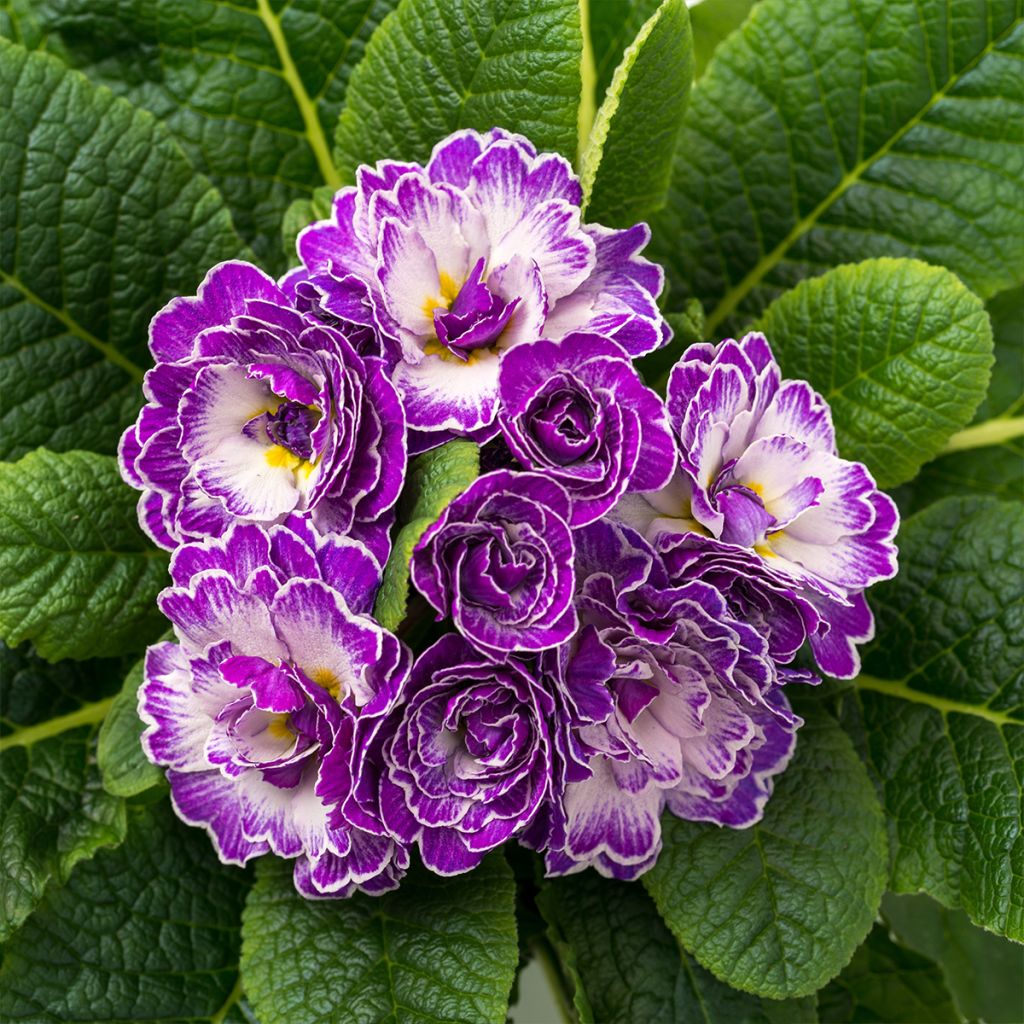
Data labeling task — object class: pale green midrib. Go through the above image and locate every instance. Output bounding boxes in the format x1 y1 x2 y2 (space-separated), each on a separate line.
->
940 416 1024 453
255 0 341 190
210 975 244 1024
855 674 1021 729
704 18 1022 335
0 696 116 752
576 0 597 167
0 269 146 383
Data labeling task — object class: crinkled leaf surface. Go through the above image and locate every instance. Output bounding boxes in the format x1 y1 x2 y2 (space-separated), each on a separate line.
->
842 497 1024 940
816 923 960 1023
0 799 250 1021
690 0 756 77
539 872 817 1023
375 440 479 632
587 0 661 104
0 449 169 661
240 852 517 1024
882 893 1024 1023
580 0 692 228
0 0 399 272
649 0 1024 336
643 704 888 999
0 40 247 459
0 641 126 941
333 0 583 178
757 258 994 489
96 655 163 798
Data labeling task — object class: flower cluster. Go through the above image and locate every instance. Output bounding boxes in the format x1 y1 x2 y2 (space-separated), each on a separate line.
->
123 129 898 896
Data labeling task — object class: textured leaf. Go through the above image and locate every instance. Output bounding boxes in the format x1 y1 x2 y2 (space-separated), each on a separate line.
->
281 184 335 260
0 449 169 661
587 0 661 103
333 0 582 178
690 0 756 77
636 297 706 391
882 892 1024 1023
816 923 960 1023
973 284 1024 424
842 497 1024 940
96 655 163 798
649 0 1024 337
375 440 480 632
0 0 399 271
0 799 250 1021
580 0 692 228
756 258 994 488
240 852 518 1024
0 41 247 459
539 872 817 1024
643 704 888 999
0 641 126 941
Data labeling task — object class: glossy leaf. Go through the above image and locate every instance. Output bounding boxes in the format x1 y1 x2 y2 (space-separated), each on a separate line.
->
0 450 169 660
690 0 756 77
587 0 661 103
96 655 163 798
650 0 1024 336
643 704 888 999
757 258 994 488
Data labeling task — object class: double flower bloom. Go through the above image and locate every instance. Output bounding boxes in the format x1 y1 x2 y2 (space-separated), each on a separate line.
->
120 129 898 897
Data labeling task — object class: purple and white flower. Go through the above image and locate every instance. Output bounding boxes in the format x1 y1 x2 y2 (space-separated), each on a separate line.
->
371 634 555 875
139 517 410 898
534 520 804 881
497 332 676 526
614 332 898 677
119 260 406 560
410 470 577 653
293 128 668 443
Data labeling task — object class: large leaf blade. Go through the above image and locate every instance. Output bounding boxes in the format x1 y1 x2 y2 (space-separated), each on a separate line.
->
650 0 1024 336
643 705 888 999
333 0 583 178
0 450 169 661
241 853 518 1024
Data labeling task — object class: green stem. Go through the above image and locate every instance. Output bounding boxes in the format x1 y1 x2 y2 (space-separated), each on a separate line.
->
0 697 115 753
940 416 1024 454
533 937 578 1024
576 0 597 167
855 675 1021 729
210 975 244 1024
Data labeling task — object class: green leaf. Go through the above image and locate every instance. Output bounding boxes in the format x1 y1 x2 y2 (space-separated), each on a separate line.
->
973 284 1024 424
587 0 661 104
375 440 480 632
816 923 961 1023
96 655 163 798
333 0 583 179
0 799 250 1021
756 258 993 489
0 40 248 460
1 0 400 271
539 872 817 1023
636 297 706 392
580 0 693 228
643 704 888 999
240 852 518 1024
842 496 1024 940
281 184 336 260
690 0 757 77
882 893 1024 1023
649 0 1024 337
0 640 126 941
0 449 169 661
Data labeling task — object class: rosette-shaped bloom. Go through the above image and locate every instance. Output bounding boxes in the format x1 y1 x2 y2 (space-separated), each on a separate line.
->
139 517 410 898
294 128 668 443
411 470 577 653
119 260 406 558
614 332 898 677
368 634 555 874
533 521 803 881
497 333 676 526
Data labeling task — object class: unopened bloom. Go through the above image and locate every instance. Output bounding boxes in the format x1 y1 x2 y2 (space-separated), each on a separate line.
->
139 518 410 898
536 521 803 881
497 333 676 526
374 634 555 874
294 128 667 443
411 470 577 653
119 260 406 560
615 332 898 677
